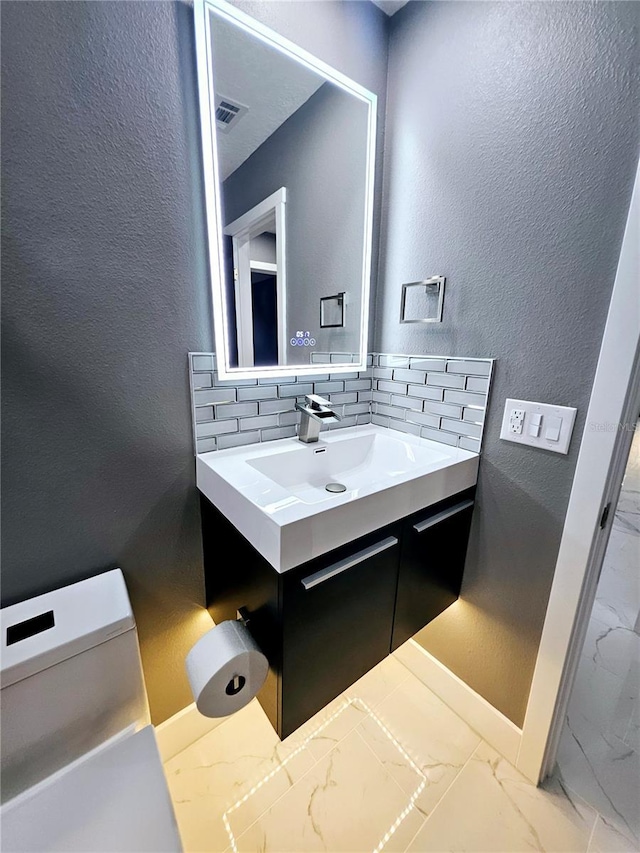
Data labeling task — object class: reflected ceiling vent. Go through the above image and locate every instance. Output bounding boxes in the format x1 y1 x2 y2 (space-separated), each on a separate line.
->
215 96 248 133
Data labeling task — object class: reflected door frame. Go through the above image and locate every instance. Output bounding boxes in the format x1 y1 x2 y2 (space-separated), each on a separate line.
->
224 187 287 367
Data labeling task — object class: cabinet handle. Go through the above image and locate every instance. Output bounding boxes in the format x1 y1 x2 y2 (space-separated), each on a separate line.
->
301 536 399 590
412 499 475 534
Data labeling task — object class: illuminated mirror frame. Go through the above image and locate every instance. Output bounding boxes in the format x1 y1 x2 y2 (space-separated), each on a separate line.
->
194 0 377 380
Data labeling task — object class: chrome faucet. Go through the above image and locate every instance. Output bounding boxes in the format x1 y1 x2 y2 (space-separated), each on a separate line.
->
295 394 342 443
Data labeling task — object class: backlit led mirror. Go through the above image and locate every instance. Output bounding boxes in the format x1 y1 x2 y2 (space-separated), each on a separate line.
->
194 0 376 379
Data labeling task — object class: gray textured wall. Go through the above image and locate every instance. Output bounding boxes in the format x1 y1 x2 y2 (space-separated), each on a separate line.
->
223 83 369 363
376 0 640 725
1 0 388 724
1 0 212 724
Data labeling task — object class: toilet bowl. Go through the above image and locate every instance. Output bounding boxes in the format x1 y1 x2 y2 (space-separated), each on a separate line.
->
0 570 182 852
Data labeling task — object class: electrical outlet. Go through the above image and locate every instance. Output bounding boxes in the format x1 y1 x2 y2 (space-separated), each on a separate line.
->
509 408 525 435
500 398 577 454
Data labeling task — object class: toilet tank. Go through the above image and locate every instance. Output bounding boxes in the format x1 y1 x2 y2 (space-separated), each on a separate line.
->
0 570 150 803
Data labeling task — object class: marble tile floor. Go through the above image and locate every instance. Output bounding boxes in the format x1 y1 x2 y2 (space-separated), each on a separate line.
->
164 654 638 853
556 424 640 846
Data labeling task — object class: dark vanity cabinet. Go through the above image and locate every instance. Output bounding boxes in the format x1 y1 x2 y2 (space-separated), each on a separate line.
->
201 486 475 739
391 494 476 651
280 531 400 735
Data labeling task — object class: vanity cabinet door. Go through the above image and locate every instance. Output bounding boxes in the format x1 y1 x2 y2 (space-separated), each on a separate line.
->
280 530 401 738
391 491 475 651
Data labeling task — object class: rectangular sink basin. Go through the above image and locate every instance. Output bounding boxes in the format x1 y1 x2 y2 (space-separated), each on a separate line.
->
196 425 479 572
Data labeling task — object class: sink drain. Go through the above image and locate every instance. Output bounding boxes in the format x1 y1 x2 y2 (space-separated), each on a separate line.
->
325 482 347 493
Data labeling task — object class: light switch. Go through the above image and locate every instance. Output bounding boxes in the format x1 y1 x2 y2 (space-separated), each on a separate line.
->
545 415 562 442
528 413 543 437
500 399 577 454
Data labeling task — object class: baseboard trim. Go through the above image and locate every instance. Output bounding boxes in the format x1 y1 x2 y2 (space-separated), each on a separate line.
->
155 702 230 763
394 639 522 765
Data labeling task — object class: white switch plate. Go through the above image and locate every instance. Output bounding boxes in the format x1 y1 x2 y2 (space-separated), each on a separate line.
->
500 398 577 455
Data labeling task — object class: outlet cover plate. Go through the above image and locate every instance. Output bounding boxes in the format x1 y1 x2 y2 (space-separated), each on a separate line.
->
500 398 577 454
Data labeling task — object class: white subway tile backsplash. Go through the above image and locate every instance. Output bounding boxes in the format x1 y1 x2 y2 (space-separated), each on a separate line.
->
217 431 260 449
374 403 403 419
371 414 390 428
239 414 279 431
237 385 279 401
372 391 391 404
379 355 410 369
409 358 446 372
215 402 258 420
462 407 485 424
446 360 492 376
426 372 466 390
330 372 359 381
194 388 236 405
440 418 483 439
343 402 370 417
373 367 393 380
327 392 358 404
259 399 296 415
406 385 444 402
344 379 371 392
421 426 458 446
389 420 421 436
422 400 464 419
466 376 490 393
192 355 214 372
443 389 487 407
196 419 238 438
261 425 297 442
405 410 441 428
188 353 492 455
278 411 301 427
377 380 408 395
258 375 296 385
278 383 314 398
195 406 214 423
393 368 427 384
192 373 213 389
391 394 423 411
314 381 344 394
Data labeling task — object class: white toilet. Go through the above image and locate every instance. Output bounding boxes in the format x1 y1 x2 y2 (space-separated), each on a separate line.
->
0 569 182 852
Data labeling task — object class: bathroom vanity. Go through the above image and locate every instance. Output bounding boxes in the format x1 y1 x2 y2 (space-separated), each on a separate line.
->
197 425 478 738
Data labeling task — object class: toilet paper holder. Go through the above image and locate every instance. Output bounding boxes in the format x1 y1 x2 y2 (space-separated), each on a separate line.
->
236 606 250 626
185 605 269 718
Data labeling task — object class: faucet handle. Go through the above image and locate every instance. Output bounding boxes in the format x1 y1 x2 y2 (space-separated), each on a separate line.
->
305 394 331 411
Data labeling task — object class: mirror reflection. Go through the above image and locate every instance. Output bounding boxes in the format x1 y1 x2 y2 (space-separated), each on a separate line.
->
200 3 376 375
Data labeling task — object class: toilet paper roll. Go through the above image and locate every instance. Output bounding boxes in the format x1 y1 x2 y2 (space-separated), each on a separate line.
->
185 619 269 717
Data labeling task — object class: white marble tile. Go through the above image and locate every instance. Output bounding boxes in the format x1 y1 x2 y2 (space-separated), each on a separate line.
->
592 623 640 681
588 815 640 853
407 742 597 852
557 425 640 845
163 700 315 853
357 675 481 818
284 655 411 765
558 703 640 839
566 652 636 744
234 728 424 853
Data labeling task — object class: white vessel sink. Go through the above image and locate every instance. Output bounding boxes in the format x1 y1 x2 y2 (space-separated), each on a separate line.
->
196 425 479 572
